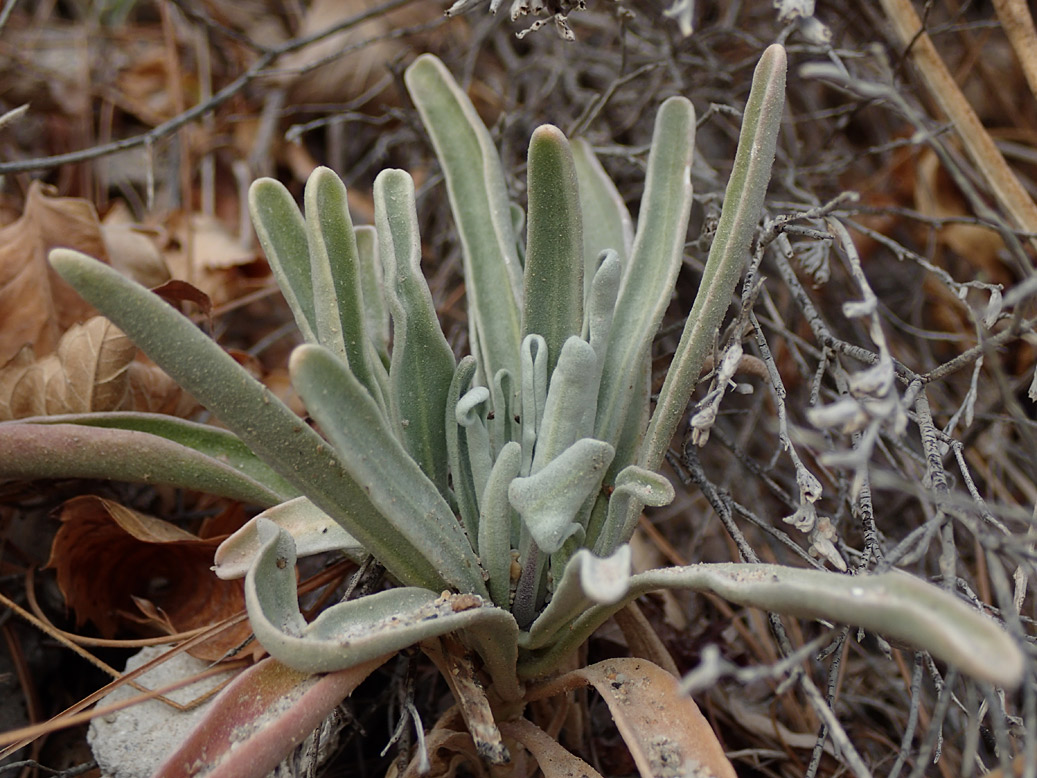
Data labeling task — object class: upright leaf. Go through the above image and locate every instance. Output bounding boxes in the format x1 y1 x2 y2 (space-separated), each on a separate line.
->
248 179 317 342
594 96 695 454
572 139 633 302
405 54 523 387
640 44 787 471
290 344 487 596
304 167 387 408
523 125 583 377
374 169 456 496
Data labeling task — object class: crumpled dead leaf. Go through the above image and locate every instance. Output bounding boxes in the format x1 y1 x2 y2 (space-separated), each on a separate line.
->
47 495 253 661
0 182 108 365
0 315 193 420
0 182 171 368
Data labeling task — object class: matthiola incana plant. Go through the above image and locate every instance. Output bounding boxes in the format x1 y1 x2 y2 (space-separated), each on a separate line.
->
8 44 1023 776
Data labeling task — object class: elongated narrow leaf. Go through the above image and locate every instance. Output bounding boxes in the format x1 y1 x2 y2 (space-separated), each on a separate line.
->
290 344 487 596
48 249 451 592
154 655 387 778
524 125 583 377
518 562 1024 689
405 54 523 386
641 44 787 471
245 520 513 677
446 357 481 538
304 167 387 408
521 545 631 651
9 411 299 500
572 139 633 299
354 225 390 366
594 96 695 453
374 169 456 496
248 179 317 342
531 336 601 473
0 420 288 507
479 440 522 608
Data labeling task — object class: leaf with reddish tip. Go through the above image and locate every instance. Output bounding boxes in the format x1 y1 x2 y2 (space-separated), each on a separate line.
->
153 655 387 778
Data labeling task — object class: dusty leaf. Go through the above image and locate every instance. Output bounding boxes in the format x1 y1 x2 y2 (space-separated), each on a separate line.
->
155 655 388 778
499 719 604 778
47 495 250 660
527 657 737 778
0 181 108 365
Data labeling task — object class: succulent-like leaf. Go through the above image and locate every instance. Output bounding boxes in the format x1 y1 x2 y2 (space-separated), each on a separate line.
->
354 225 390 367
245 520 514 676
489 368 518 456
640 44 787 471
510 438 615 554
446 357 482 538
522 545 631 651
48 250 445 592
290 344 487 596
519 563 1025 689
374 169 456 496
248 178 317 342
304 167 387 408
531 337 600 474
518 334 548 476
594 96 695 454
456 385 493 517
0 411 298 505
584 251 621 364
478 441 522 608
405 54 523 387
591 465 675 555
572 140 633 298
523 125 583 377
214 496 363 580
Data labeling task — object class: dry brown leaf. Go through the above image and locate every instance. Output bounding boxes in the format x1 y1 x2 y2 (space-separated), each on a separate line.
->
47 495 251 661
163 212 261 306
914 148 1008 281
499 719 605 778
0 316 132 419
101 202 171 290
0 181 109 365
0 315 191 420
277 0 443 106
528 657 738 778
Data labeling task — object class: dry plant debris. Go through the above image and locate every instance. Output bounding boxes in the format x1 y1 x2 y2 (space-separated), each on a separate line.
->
1 1 1037 777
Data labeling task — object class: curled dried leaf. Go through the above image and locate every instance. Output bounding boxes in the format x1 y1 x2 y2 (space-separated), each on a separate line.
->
0 182 108 364
47 495 249 660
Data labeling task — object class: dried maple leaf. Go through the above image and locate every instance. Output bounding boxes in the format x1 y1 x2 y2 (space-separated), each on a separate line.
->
47 495 252 661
